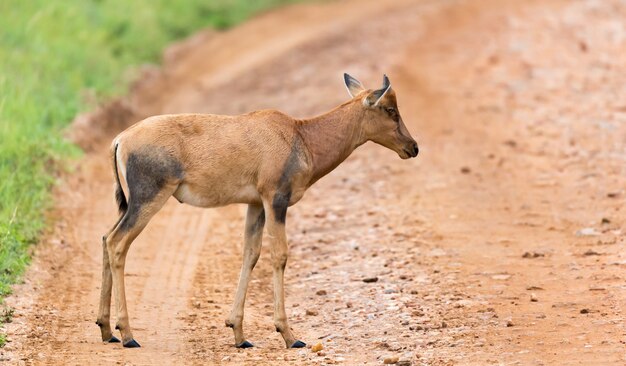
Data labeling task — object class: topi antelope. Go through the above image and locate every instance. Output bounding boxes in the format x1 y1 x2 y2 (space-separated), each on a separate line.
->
97 73 419 349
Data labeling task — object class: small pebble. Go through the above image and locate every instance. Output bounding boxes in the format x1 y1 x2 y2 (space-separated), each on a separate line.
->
583 249 601 256
363 277 379 283
384 356 400 364
492 274 511 280
576 228 600 237
506 320 514 327
316 290 328 296
311 343 323 352
306 309 319 316
530 293 538 302
580 308 590 314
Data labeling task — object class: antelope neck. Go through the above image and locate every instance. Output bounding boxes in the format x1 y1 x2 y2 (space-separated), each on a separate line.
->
297 100 366 184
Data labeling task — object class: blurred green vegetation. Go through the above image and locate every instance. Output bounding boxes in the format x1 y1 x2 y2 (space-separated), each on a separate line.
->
0 0 298 344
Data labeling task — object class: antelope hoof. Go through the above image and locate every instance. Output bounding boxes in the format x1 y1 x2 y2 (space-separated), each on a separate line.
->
123 339 141 348
236 340 254 348
290 340 306 348
108 336 121 343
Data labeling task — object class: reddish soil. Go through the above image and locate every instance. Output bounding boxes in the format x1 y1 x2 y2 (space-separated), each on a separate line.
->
2 0 625 365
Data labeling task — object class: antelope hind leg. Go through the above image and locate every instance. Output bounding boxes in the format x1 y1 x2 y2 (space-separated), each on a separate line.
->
97 209 128 344
97 234 120 343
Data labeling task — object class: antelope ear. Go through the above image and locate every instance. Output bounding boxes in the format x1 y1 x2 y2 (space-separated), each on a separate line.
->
365 74 391 107
344 73 365 98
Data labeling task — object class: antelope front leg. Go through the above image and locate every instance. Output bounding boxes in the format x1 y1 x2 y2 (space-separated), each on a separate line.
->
263 196 306 349
226 204 264 348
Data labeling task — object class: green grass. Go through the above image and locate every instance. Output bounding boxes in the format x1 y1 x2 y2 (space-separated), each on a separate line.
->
0 0 299 346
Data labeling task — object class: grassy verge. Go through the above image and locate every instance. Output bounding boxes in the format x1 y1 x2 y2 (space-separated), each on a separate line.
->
0 0 298 345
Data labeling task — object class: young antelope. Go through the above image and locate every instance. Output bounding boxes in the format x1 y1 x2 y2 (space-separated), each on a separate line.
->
96 74 419 348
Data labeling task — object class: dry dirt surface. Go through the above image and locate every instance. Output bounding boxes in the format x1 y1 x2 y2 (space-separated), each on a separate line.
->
2 0 625 365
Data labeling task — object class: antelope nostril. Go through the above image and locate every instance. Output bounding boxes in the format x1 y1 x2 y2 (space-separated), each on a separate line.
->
412 143 419 156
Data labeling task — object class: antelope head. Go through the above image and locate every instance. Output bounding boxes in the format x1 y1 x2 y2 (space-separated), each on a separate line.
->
344 73 419 159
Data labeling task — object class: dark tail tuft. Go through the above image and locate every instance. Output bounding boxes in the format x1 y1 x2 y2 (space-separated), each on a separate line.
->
113 143 128 214
115 184 128 214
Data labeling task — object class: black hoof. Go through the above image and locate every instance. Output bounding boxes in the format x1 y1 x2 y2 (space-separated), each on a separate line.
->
108 336 121 343
290 340 306 348
123 339 141 348
236 340 254 348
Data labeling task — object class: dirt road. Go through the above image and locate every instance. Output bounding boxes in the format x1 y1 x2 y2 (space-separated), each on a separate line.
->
2 0 625 364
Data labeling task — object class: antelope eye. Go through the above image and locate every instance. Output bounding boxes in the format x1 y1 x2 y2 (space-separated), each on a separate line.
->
385 107 400 123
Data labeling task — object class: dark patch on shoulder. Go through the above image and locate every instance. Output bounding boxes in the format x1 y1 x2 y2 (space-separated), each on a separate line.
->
271 137 303 224
272 191 291 224
118 147 184 231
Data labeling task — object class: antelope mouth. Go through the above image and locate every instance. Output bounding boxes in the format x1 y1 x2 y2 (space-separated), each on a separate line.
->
401 146 419 159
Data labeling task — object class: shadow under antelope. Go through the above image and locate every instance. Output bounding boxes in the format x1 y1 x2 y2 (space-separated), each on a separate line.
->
97 74 419 348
